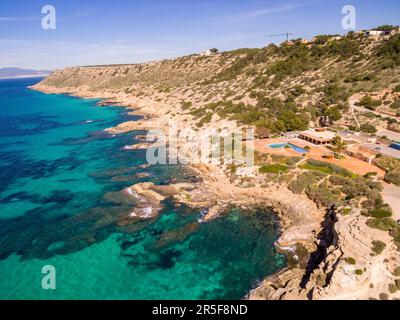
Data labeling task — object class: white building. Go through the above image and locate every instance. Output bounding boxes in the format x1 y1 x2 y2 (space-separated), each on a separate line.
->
200 48 219 57
298 129 336 145
365 30 384 37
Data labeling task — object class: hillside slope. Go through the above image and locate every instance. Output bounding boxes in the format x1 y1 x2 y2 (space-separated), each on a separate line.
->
38 33 400 133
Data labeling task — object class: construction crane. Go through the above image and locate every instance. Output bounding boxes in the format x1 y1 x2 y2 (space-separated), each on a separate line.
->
265 33 294 42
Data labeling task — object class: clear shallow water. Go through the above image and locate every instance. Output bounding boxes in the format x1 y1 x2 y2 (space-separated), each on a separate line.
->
0 78 285 300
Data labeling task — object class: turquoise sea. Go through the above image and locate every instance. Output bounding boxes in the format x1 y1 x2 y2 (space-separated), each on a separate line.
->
0 78 285 300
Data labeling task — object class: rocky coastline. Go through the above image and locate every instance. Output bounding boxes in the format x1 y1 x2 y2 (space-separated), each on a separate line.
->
30 68 400 300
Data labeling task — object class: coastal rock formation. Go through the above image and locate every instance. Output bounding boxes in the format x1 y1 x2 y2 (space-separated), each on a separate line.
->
118 182 194 224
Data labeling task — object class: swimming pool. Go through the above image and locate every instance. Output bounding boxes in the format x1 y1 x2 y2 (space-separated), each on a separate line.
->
268 143 308 154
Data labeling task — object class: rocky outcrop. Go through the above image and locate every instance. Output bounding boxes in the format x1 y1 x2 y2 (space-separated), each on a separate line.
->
118 182 194 225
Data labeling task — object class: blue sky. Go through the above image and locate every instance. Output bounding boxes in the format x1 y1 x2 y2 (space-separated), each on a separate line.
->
0 0 399 69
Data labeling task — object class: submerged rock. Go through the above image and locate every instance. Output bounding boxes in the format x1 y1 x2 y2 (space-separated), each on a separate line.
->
123 143 152 150
135 172 152 178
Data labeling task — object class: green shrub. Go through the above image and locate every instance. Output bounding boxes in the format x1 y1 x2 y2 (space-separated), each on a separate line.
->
301 162 333 174
360 123 377 134
377 34 400 66
355 269 363 275
259 164 288 174
342 208 352 215
371 240 387 255
389 283 398 293
181 101 193 109
367 217 398 231
393 266 400 277
384 169 400 186
345 257 356 265
394 85 400 93
288 171 325 194
305 182 342 208
364 172 378 178
302 159 354 177
329 175 352 186
196 113 212 127
390 100 400 109
369 209 392 219
359 95 381 110
285 156 304 166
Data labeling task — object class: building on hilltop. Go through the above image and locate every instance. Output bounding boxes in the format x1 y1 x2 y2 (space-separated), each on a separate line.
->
201 48 219 57
362 26 400 38
365 30 384 37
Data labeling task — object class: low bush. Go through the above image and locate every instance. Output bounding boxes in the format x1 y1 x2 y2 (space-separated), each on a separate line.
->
302 159 354 177
389 283 398 293
196 113 212 127
360 123 377 134
345 257 356 265
342 208 352 215
384 169 400 186
369 208 392 219
359 95 381 110
181 101 193 109
393 266 400 277
305 182 342 208
329 175 352 186
371 240 387 255
285 156 304 166
390 100 400 109
355 269 364 276
378 34 400 66
367 218 398 231
288 171 325 194
259 164 288 174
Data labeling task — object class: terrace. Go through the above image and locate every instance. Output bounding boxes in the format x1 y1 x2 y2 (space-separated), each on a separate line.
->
360 143 400 159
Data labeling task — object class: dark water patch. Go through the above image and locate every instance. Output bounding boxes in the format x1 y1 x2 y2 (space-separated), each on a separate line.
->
0 199 148 261
53 130 116 147
0 190 74 206
0 152 87 192
0 113 66 137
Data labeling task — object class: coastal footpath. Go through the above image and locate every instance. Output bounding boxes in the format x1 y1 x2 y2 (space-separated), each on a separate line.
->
32 34 400 299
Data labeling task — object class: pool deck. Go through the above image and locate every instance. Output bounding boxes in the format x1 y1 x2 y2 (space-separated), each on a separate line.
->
252 138 385 178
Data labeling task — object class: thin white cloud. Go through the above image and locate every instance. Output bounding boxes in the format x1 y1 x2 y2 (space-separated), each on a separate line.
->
0 16 40 22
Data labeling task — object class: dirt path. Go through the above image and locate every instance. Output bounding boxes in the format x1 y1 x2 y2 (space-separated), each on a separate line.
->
382 183 400 220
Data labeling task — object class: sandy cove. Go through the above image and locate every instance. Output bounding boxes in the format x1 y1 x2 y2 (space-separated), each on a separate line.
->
31 82 400 300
